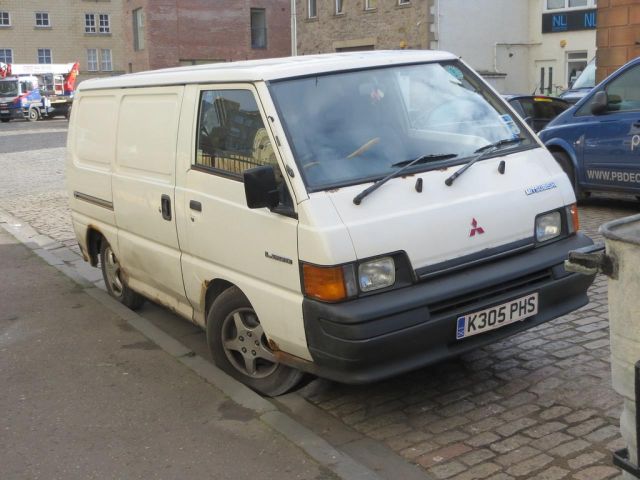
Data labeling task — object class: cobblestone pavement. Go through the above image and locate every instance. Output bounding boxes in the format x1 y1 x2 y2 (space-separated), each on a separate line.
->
2 120 639 479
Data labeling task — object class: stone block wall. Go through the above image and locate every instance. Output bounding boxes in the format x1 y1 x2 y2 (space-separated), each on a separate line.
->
296 0 432 55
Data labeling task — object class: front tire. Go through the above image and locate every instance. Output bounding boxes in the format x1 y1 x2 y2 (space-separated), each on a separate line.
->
28 108 40 122
0 118 9 123
207 287 305 397
552 151 587 201
99 239 145 310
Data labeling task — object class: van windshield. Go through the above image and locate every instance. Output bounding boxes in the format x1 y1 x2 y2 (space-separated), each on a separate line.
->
269 61 536 191
571 59 596 90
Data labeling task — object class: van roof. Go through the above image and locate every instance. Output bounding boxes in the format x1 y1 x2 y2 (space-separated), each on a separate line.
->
77 50 458 91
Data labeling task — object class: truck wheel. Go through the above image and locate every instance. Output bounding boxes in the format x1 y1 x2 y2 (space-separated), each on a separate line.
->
552 151 587 201
99 240 145 310
0 118 9 123
207 286 305 397
28 108 40 122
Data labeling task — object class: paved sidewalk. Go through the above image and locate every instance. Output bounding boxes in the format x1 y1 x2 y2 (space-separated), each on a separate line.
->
0 228 339 480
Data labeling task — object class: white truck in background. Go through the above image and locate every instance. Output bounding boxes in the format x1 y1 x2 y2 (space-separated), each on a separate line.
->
0 62 79 122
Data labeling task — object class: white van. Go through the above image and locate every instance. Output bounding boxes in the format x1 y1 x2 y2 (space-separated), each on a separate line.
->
67 51 595 396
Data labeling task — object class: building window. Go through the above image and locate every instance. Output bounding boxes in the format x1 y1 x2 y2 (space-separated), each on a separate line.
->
99 14 110 33
398 0 410 5
38 48 52 64
336 0 344 14
35 12 50 27
85 13 96 33
566 51 588 86
133 8 145 51
250 9 267 49
545 0 596 10
101 49 112 71
308 0 317 18
87 49 98 71
365 0 377 10
0 48 12 64
0 11 10 27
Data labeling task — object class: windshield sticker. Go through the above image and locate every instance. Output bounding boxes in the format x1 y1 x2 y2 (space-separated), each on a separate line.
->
500 114 521 139
525 182 557 196
445 65 464 82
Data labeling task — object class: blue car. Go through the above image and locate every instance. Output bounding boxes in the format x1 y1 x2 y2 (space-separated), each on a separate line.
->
539 56 640 200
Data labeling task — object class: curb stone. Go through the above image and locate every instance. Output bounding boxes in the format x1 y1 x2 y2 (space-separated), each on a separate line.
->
0 207 389 480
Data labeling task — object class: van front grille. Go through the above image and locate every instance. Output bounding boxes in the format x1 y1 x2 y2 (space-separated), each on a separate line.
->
429 269 553 317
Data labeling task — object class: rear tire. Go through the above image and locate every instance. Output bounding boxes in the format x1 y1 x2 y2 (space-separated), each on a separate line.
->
207 286 305 397
0 118 9 123
99 239 145 310
552 151 587 201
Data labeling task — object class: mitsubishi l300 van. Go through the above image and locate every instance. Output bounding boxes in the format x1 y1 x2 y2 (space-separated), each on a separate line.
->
67 51 595 396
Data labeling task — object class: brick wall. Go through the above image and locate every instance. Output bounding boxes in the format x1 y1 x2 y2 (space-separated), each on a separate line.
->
122 0 291 73
596 0 640 82
296 0 432 55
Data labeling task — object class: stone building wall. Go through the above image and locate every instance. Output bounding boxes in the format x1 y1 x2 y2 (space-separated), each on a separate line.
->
596 0 640 82
296 0 432 54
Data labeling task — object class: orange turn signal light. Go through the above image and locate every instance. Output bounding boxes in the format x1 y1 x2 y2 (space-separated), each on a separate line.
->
302 264 347 302
569 203 580 233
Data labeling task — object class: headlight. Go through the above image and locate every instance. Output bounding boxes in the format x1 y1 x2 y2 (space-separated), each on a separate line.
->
536 211 562 242
358 257 395 292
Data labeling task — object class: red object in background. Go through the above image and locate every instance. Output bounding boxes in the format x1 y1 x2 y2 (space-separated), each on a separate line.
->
0 62 11 79
64 62 79 95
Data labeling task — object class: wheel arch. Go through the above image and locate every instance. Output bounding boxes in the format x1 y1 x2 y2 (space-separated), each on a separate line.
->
86 227 104 267
545 139 579 172
204 278 237 316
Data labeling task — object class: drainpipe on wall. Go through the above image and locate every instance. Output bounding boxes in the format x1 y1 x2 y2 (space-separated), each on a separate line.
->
291 0 297 56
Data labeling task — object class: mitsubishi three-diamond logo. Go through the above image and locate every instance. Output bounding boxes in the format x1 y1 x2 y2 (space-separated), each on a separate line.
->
469 218 485 237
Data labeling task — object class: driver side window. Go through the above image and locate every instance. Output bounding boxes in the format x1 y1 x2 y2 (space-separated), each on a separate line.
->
195 89 278 179
604 64 640 113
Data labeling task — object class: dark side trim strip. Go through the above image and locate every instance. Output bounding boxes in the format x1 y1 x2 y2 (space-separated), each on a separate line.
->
73 191 114 211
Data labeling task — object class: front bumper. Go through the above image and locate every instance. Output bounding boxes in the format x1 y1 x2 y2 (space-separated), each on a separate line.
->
301 233 595 384
0 107 23 120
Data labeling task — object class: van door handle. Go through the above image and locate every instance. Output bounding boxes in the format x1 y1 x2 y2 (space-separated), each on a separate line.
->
189 200 202 212
161 194 172 221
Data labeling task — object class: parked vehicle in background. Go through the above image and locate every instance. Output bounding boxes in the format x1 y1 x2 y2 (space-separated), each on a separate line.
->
67 51 595 396
539 56 640 200
559 58 596 105
0 62 79 122
504 95 570 133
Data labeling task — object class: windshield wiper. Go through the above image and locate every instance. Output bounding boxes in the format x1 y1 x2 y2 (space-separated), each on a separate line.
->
353 153 457 205
444 137 524 187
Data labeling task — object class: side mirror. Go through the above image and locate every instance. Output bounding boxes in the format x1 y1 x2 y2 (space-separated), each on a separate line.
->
590 91 608 115
244 165 279 210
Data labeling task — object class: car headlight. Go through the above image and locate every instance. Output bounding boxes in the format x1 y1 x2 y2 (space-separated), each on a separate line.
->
536 211 562 242
358 257 395 292
302 255 400 302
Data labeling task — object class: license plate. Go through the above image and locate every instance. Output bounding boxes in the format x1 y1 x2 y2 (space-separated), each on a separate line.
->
456 293 538 340
0 110 9 114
